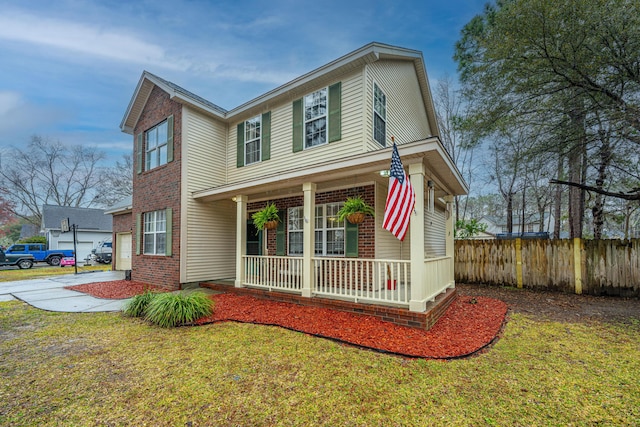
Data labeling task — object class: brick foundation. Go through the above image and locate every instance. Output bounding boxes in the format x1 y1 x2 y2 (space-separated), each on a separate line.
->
200 282 457 330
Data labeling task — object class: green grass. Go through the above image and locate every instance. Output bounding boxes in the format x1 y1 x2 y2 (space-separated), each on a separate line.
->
0 265 109 281
0 301 638 426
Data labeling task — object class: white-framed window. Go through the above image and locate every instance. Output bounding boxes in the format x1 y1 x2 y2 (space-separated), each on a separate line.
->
244 115 261 165
288 203 345 256
145 120 169 170
304 88 328 148
315 203 345 256
288 206 304 255
373 83 386 146
144 210 166 255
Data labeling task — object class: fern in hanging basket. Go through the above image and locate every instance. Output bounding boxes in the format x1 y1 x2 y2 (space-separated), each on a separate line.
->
252 203 280 231
337 196 375 224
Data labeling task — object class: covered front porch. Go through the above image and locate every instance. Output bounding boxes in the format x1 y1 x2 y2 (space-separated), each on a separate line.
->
193 139 465 322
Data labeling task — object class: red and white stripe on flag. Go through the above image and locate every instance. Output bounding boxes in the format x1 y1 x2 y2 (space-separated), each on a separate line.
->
383 143 415 241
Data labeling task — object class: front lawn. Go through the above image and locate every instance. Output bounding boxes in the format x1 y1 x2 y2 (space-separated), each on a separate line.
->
0 301 638 425
0 265 109 282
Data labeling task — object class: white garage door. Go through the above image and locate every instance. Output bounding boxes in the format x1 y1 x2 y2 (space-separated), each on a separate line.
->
58 241 94 260
116 233 132 271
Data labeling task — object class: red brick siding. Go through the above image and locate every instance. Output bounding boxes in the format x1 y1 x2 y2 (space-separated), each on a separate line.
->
131 86 182 290
249 185 375 257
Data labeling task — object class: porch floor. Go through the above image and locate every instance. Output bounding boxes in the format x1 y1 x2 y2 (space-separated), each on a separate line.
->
199 281 457 330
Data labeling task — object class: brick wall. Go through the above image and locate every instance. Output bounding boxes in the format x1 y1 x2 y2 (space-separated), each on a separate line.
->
248 185 375 257
131 86 182 290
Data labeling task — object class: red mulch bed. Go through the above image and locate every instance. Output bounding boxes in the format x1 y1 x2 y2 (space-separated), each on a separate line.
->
67 280 507 359
64 280 166 299
197 294 507 359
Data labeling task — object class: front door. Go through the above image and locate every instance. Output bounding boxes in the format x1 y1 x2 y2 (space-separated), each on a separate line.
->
246 220 262 255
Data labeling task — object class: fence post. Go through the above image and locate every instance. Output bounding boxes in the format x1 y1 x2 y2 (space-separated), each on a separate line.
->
515 238 523 288
573 237 583 294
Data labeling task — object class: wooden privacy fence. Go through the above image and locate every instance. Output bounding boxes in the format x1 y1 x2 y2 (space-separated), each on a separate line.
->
455 238 640 297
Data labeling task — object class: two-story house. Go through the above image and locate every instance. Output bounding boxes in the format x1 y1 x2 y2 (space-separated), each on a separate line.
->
115 42 468 328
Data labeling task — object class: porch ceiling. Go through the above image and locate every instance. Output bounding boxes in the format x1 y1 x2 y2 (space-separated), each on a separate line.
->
192 138 468 203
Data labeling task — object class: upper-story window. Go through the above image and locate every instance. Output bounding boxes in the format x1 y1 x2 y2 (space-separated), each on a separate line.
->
304 88 328 148
145 120 169 170
373 83 387 146
245 116 261 165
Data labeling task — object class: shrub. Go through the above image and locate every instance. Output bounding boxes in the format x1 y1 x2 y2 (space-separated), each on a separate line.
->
144 292 213 328
123 290 157 317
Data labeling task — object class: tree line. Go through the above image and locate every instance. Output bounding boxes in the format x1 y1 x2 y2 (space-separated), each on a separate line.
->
443 0 640 239
0 136 132 245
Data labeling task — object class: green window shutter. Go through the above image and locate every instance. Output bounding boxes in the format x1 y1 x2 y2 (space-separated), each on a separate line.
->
136 133 143 174
136 213 142 255
261 111 271 161
166 115 174 163
292 98 303 152
276 210 286 256
165 208 173 256
345 220 358 257
237 122 245 167
328 82 342 143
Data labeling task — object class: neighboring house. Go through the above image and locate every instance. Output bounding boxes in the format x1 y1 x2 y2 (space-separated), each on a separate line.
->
480 214 553 237
19 223 41 240
116 42 468 327
41 205 113 259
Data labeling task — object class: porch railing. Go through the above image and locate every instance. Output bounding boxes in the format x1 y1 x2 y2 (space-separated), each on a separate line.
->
422 256 454 302
243 255 303 291
241 255 453 308
313 257 411 306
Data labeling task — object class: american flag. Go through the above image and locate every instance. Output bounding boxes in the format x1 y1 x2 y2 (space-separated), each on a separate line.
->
383 143 415 241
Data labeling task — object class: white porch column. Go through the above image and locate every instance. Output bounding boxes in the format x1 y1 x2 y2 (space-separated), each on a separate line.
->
302 182 316 298
235 195 248 288
408 162 426 312
444 195 455 287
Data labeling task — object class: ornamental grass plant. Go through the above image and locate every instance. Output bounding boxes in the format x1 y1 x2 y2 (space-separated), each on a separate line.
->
143 292 213 328
122 290 158 318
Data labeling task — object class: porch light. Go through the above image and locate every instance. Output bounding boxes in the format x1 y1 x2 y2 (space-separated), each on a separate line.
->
379 170 390 177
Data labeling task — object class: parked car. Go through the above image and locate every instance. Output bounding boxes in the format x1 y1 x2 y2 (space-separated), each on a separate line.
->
5 243 74 266
60 257 76 267
93 238 112 264
0 248 34 269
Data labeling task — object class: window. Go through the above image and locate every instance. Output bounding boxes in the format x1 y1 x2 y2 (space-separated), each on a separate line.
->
145 120 169 170
304 88 328 148
315 203 345 256
244 116 261 165
373 83 386 146
144 210 166 255
288 203 344 256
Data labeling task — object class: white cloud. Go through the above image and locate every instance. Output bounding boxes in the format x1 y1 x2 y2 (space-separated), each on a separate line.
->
0 11 186 71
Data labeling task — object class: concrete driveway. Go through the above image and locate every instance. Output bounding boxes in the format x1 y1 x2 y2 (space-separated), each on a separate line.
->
0 270 128 312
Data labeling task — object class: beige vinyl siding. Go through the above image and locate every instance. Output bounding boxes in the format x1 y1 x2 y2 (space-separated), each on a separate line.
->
364 60 432 151
425 202 446 257
183 107 236 282
184 199 236 282
374 181 411 260
226 69 365 184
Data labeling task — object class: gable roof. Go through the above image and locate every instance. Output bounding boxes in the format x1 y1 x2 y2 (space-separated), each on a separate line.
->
41 205 113 232
104 195 132 215
121 42 440 137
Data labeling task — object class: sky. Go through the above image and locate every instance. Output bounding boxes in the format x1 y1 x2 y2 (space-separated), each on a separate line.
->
0 0 488 166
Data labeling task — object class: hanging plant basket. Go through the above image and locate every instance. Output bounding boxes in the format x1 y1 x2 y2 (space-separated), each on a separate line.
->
346 212 365 224
264 220 279 230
